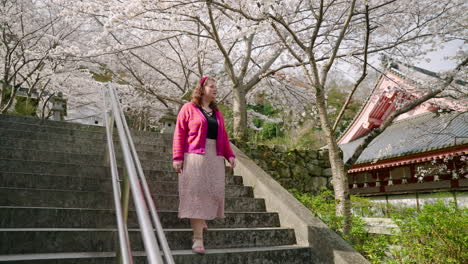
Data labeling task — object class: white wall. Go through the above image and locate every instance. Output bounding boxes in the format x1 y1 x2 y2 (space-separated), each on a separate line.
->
368 191 466 211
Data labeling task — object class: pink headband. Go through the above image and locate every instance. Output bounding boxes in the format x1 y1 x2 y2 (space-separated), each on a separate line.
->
200 77 209 87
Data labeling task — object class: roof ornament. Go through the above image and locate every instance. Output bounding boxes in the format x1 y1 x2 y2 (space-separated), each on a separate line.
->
380 54 398 70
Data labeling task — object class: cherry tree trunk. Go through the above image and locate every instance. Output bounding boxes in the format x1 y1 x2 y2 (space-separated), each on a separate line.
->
232 85 248 141
315 87 352 236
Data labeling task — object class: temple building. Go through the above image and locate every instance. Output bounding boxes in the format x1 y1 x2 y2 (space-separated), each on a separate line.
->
339 59 467 211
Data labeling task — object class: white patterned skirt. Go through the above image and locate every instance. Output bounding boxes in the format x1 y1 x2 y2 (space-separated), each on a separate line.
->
178 139 225 220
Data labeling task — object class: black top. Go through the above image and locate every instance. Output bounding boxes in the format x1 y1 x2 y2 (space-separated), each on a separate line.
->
199 107 218 139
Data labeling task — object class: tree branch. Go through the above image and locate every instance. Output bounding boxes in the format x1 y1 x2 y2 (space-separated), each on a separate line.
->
239 33 255 81
320 0 357 86
206 1 237 85
333 2 370 132
245 48 283 93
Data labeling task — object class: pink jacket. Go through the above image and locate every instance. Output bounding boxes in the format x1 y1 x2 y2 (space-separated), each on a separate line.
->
172 102 235 162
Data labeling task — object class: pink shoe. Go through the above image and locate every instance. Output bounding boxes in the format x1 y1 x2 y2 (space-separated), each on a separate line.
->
192 238 206 255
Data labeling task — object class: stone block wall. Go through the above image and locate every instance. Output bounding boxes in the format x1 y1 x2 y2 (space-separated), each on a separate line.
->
234 141 332 193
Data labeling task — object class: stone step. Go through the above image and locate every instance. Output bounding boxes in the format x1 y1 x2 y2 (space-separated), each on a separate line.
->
0 174 253 197
0 227 297 254
0 188 266 212
0 160 234 179
0 120 107 140
0 127 171 149
0 207 280 229
0 114 106 132
0 149 175 170
0 121 171 145
0 246 313 264
0 172 244 188
0 137 172 157
0 114 168 139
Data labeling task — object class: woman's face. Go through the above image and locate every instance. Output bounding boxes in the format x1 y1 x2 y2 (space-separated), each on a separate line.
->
203 80 218 101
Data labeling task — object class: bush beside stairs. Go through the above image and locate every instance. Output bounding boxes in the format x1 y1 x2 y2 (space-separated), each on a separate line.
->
0 114 313 263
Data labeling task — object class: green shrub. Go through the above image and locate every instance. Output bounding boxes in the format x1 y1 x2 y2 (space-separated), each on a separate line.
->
289 188 391 263
12 96 38 117
388 201 467 264
291 189 467 264
258 122 282 140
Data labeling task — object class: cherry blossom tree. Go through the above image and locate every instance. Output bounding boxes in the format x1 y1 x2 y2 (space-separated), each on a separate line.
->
0 0 99 117
207 0 467 235
70 0 296 139
49 0 234 126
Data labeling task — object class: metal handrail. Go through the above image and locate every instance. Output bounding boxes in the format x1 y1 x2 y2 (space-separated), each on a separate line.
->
103 85 175 264
103 98 133 264
112 88 176 264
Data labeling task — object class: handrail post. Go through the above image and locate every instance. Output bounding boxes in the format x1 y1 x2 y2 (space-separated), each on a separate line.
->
117 168 130 264
121 170 130 223
104 110 114 167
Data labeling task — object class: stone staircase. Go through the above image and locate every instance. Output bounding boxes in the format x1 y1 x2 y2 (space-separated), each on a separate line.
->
0 114 313 263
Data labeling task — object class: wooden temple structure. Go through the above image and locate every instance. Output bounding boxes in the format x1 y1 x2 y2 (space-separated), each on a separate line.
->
338 59 467 209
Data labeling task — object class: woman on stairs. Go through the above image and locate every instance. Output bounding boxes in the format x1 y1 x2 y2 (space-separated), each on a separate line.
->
172 76 236 255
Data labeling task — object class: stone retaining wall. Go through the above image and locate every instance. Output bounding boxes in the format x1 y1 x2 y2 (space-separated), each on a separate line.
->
234 141 332 193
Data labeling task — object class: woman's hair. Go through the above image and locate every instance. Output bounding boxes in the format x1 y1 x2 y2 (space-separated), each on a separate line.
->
191 76 218 110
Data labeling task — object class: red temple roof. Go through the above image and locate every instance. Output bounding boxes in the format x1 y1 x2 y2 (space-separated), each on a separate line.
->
338 59 467 172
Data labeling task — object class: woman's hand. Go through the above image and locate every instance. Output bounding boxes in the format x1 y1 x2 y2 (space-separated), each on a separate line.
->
173 161 183 174
229 157 236 169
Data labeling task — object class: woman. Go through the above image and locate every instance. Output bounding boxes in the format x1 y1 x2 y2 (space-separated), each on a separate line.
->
172 76 236 255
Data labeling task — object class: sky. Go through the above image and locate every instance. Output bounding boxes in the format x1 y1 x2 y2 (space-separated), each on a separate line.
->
414 40 466 73
335 39 467 82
